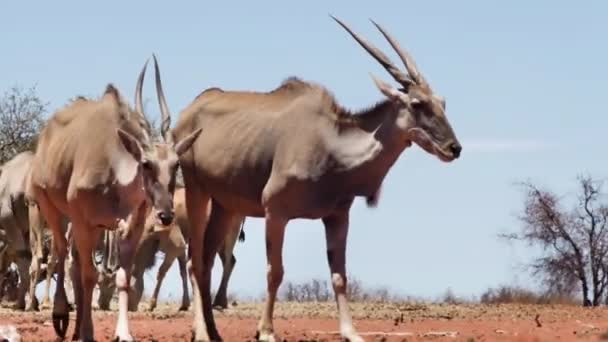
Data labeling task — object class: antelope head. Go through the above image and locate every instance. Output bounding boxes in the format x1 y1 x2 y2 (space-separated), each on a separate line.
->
333 16 462 162
118 56 202 227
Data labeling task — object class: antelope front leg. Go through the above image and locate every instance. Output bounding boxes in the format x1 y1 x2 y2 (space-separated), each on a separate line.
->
0 229 7 257
184 188 212 341
0 270 5 302
26 256 40 311
14 252 31 310
97 271 116 311
256 213 287 342
187 257 205 339
114 217 145 341
199 203 240 341
148 252 176 312
41 238 58 309
69 236 84 340
69 221 101 342
52 237 69 337
26 202 44 311
128 271 144 312
213 219 241 310
36 201 70 339
27 249 42 311
3 219 30 310
212 251 234 310
177 253 190 311
322 212 363 342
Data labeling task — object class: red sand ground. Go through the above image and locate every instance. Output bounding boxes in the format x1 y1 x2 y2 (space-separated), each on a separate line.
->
1 302 608 341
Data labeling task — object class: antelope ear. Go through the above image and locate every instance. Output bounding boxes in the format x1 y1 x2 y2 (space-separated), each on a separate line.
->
175 128 202 156
370 73 410 103
117 129 143 162
434 95 446 110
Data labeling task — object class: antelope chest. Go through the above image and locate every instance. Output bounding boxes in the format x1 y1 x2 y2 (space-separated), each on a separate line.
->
270 181 354 220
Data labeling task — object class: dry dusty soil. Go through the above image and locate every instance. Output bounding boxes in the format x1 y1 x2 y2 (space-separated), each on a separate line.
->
2 301 608 341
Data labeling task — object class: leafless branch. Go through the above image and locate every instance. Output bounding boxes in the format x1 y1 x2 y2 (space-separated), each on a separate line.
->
0 85 47 164
506 176 608 306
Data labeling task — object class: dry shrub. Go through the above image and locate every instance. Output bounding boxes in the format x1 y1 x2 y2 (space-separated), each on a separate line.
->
281 279 332 302
0 85 47 164
439 287 469 305
480 285 578 305
504 176 608 307
280 275 402 303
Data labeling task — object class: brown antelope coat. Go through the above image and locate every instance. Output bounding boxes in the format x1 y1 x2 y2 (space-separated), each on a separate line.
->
166 17 462 341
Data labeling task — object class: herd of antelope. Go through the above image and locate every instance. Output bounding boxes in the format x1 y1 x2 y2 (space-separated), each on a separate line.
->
0 16 461 342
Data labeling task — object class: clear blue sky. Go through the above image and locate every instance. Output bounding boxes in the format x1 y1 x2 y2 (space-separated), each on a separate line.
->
2 1 607 301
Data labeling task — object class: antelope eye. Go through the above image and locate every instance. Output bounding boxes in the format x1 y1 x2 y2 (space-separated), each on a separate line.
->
413 102 433 118
411 100 425 111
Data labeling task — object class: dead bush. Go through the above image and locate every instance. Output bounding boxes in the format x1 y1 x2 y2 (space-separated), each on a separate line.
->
480 285 578 305
279 275 403 303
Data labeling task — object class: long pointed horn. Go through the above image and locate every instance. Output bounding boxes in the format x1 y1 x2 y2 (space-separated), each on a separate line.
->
331 15 413 87
152 54 173 143
369 19 428 87
135 59 149 116
133 59 152 145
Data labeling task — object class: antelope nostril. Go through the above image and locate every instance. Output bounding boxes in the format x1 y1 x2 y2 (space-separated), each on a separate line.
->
157 211 174 226
449 142 462 158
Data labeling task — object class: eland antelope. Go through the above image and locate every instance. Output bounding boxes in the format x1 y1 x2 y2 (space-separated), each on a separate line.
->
0 151 41 311
136 187 246 312
27 58 202 341
97 186 246 312
164 17 462 341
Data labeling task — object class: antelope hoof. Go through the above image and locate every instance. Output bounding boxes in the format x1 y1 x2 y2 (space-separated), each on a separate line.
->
26 303 39 312
112 335 135 342
25 304 39 312
212 298 227 310
342 331 364 342
345 337 365 342
190 330 222 342
26 298 39 311
255 331 278 342
52 312 69 338
41 300 52 310
212 300 227 311
12 302 26 311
